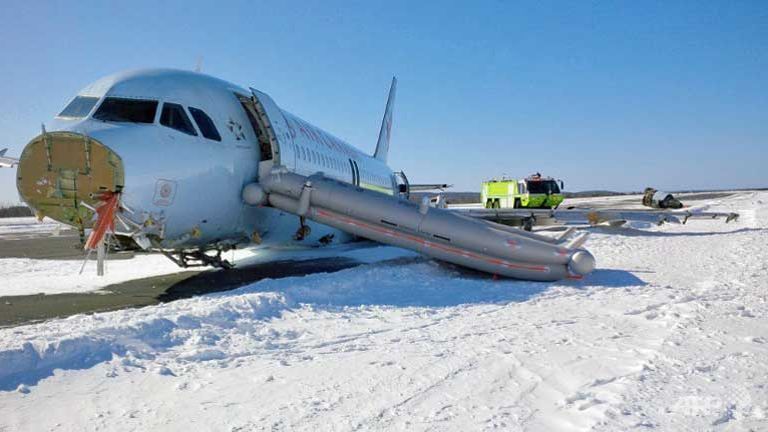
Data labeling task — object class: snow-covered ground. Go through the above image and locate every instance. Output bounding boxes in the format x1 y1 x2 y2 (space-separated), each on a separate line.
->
0 254 186 296
0 192 766 431
0 224 415 296
0 216 69 237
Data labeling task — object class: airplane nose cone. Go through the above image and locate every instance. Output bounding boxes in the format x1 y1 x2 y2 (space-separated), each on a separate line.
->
568 250 596 276
16 131 124 229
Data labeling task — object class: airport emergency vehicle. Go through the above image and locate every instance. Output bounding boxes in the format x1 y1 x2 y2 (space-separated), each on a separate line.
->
481 174 565 209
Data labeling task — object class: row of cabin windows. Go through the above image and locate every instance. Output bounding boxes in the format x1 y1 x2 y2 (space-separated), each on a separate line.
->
60 96 221 142
292 142 388 186
294 143 345 173
362 171 389 186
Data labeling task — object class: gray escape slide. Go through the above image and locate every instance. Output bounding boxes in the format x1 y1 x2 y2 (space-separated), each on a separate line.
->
260 171 595 282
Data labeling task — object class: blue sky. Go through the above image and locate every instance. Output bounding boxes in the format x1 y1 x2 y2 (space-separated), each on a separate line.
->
1 1 766 203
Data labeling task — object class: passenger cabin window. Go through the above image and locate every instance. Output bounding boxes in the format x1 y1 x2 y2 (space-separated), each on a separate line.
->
94 97 158 123
160 103 197 136
58 96 99 118
189 107 221 142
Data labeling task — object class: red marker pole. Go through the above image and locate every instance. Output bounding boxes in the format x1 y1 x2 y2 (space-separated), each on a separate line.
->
82 192 120 276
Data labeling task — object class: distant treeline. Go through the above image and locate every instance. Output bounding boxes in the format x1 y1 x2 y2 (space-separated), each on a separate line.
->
0 205 33 218
409 192 481 204
563 191 633 198
411 187 768 205
410 190 635 205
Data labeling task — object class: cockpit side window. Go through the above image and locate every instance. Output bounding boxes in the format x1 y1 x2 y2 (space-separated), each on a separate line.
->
188 107 222 142
160 103 197 136
58 96 99 118
93 97 158 123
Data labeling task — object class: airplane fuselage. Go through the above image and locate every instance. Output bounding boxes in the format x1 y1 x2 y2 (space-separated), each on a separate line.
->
17 69 396 251
15 69 601 281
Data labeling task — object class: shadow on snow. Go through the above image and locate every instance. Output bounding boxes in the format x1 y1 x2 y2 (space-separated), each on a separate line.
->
219 256 647 309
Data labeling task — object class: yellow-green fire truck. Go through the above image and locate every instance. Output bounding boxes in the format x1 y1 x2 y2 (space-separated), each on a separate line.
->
482 174 565 209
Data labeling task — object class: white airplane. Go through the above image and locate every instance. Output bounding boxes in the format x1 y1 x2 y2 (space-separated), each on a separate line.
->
0 148 18 168
13 69 742 281
14 69 600 281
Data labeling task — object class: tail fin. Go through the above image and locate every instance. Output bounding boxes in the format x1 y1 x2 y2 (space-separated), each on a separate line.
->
0 148 6 157
374 77 397 163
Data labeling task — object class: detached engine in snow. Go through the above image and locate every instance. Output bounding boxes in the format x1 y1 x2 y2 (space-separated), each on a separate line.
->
642 187 684 209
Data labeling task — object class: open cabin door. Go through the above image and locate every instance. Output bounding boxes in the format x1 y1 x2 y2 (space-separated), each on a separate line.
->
238 89 287 179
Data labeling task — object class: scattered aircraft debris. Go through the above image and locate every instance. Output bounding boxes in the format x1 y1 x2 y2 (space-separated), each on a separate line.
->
455 205 739 231
642 187 684 209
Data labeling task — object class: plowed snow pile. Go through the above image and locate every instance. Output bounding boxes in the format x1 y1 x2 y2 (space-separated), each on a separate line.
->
0 192 766 431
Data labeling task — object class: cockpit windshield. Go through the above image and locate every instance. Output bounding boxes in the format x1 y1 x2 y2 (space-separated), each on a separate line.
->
93 97 158 123
58 96 100 118
527 180 560 194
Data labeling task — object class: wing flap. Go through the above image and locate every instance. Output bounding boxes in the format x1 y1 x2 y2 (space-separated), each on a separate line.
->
451 207 738 228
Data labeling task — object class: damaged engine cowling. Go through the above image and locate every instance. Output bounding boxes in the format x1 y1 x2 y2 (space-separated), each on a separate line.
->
643 187 684 209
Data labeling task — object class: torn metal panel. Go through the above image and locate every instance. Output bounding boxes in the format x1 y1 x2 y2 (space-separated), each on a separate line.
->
16 131 124 231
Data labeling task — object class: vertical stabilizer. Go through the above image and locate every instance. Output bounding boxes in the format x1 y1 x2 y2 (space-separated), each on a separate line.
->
0 148 6 157
374 77 397 163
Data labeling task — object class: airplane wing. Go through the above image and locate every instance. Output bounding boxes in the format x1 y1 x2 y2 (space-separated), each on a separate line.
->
0 148 19 168
451 207 739 230
408 183 452 192
0 158 20 168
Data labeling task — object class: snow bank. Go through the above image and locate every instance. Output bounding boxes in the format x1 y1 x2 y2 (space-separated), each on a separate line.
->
0 291 290 391
0 257 552 390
